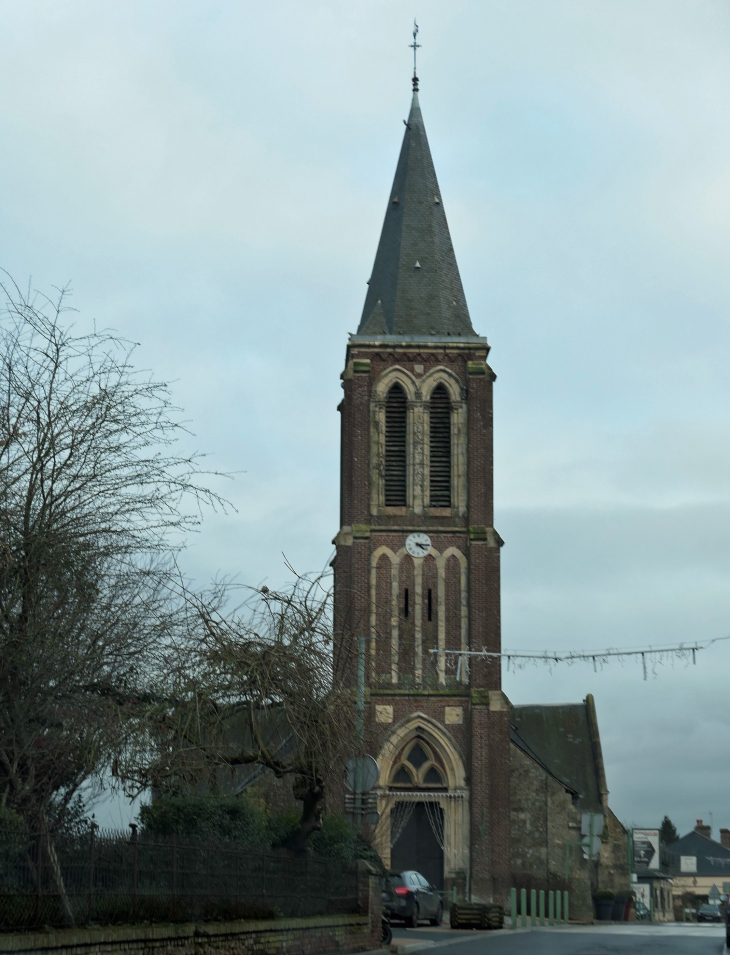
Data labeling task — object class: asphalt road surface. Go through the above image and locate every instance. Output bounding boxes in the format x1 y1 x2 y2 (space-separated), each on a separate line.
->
390 923 727 954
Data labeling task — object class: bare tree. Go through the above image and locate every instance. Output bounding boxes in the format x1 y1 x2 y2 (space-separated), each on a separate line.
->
117 569 358 854
0 274 358 889
0 276 227 841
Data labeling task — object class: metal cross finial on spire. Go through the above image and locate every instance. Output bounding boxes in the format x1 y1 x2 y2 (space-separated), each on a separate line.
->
409 20 421 91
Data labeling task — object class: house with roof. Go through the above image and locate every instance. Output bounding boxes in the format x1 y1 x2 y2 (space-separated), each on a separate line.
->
668 821 730 910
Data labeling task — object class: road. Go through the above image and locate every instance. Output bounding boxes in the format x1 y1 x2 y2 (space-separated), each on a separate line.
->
390 922 727 954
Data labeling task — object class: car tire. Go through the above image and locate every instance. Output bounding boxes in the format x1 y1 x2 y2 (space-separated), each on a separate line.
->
406 905 419 928
429 903 443 926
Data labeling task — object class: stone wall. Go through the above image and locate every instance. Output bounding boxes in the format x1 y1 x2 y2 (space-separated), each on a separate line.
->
600 808 631 895
510 746 630 921
0 914 373 955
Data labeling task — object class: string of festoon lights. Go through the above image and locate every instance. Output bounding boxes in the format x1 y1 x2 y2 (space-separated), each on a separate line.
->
429 635 730 681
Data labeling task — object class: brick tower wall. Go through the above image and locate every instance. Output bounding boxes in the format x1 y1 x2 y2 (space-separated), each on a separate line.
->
333 339 510 904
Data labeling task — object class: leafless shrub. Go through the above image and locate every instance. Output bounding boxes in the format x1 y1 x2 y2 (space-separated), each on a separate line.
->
118 566 358 853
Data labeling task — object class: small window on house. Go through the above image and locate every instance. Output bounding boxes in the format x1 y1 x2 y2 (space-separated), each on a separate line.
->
427 588 432 622
404 588 409 619
429 384 451 507
385 384 407 506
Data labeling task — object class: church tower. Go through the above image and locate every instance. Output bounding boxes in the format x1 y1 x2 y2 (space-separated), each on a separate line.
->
333 75 510 903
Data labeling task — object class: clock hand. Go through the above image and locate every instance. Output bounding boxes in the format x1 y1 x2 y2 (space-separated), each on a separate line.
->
417 542 429 552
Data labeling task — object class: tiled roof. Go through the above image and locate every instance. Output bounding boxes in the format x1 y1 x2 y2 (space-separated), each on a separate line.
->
510 724 580 796
357 90 476 338
510 700 605 813
668 830 730 877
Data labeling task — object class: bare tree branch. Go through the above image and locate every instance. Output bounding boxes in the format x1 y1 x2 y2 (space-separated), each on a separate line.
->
0 276 228 829
117 570 358 853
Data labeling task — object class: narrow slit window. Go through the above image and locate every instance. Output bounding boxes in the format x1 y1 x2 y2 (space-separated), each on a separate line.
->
385 384 407 506
404 588 409 619
429 384 451 507
427 588 432 622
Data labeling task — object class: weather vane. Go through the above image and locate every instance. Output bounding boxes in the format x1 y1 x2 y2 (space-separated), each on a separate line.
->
409 20 421 91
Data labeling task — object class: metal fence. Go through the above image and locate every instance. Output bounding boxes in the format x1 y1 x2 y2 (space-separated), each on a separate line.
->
0 826 359 930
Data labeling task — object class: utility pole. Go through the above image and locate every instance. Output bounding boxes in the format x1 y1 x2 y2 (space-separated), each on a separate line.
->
355 634 365 829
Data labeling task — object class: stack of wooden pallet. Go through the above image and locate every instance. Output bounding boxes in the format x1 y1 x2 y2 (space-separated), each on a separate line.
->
449 903 504 930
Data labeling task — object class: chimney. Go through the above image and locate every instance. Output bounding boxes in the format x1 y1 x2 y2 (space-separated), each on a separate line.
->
695 818 712 840
720 829 730 850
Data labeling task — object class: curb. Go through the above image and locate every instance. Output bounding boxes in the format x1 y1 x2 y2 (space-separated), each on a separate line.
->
357 929 533 955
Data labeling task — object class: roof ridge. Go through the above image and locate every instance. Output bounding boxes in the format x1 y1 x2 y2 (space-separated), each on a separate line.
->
676 830 730 850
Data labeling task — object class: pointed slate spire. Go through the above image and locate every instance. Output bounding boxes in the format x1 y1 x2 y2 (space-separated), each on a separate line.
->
358 90 476 337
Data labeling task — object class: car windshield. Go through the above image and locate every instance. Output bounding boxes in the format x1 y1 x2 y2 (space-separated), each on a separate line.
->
700 904 719 912
390 875 405 888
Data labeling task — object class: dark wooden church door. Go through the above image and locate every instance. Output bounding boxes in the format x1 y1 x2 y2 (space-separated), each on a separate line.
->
390 802 444 889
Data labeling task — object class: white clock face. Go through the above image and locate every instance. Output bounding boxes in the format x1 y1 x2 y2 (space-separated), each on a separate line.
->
405 532 432 558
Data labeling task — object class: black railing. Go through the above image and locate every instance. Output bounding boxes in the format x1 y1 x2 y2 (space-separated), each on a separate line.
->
0 826 359 931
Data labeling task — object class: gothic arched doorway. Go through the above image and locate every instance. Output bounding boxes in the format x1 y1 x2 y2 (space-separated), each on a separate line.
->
375 713 470 897
387 739 446 889
391 802 444 889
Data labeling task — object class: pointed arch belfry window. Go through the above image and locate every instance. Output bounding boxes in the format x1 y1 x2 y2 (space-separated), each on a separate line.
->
385 384 407 506
429 384 451 507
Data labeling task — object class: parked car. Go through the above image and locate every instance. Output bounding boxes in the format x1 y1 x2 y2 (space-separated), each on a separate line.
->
635 900 650 921
697 903 722 923
382 870 443 927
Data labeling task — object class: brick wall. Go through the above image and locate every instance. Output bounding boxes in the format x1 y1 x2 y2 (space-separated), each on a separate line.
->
334 340 510 904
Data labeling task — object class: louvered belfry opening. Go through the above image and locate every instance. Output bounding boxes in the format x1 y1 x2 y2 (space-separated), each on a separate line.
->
385 383 408 506
429 384 452 507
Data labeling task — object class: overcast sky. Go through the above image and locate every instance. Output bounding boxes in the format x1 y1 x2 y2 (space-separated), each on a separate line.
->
2 0 730 838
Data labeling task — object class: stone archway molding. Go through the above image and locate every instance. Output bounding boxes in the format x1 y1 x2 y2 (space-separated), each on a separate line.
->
419 365 463 402
377 711 467 790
